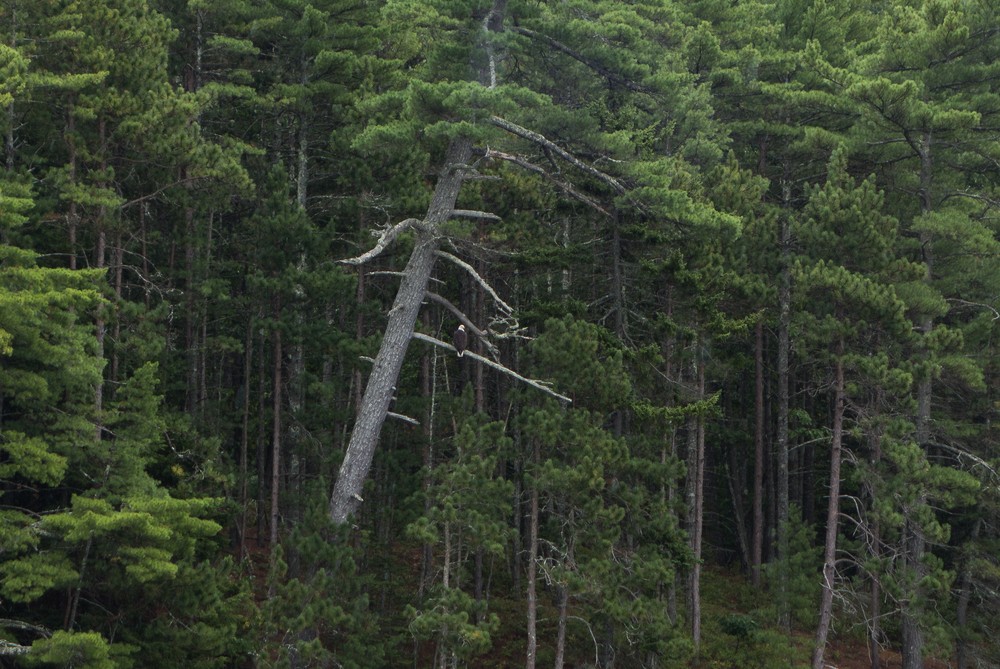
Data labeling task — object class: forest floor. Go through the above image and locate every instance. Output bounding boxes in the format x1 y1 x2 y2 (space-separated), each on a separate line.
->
693 566 954 669
824 640 950 669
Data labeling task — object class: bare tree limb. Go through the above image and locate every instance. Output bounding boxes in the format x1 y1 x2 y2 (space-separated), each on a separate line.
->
424 291 500 359
451 209 502 221
0 618 50 656
435 250 514 314
0 641 31 656
512 26 652 94
482 148 612 217
339 218 422 266
488 116 627 194
387 411 420 426
412 332 572 404
0 619 51 637
367 270 447 287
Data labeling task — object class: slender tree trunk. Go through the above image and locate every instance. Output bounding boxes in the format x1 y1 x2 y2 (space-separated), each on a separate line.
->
687 351 706 655
239 317 254 559
257 328 268 546
812 343 845 669
868 428 883 669
902 131 936 669
66 97 78 271
955 519 980 669
776 178 792 629
554 584 568 669
93 115 108 442
270 318 282 549
752 321 765 586
525 439 539 669
184 192 198 414
727 445 750 573
4 6 13 173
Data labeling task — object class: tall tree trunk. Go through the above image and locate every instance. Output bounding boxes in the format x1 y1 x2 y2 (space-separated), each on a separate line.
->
752 321 765 586
554 584 568 669
525 440 539 669
868 422 883 669
94 115 107 442
329 0 506 524
812 342 845 669
954 519 980 669
776 178 793 629
3 6 13 175
329 138 472 524
239 317 254 559
270 316 283 549
687 350 706 655
902 131 936 669
66 97 78 271
256 328 268 546
183 192 198 414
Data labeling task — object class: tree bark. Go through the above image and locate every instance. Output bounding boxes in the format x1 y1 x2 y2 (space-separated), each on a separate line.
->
812 344 845 669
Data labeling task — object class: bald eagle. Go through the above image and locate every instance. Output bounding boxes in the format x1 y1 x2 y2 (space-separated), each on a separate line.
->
453 324 467 357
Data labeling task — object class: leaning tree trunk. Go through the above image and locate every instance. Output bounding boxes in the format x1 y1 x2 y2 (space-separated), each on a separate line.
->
812 342 846 669
329 138 473 524
328 0 509 524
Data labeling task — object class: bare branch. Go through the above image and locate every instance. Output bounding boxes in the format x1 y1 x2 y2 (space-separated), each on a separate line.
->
339 218 422 266
367 270 447 287
0 618 50 656
435 250 514 314
424 291 500 359
451 209 502 221
0 619 51 638
488 116 627 194
387 411 420 426
0 641 32 656
512 26 651 94
411 332 572 404
483 148 612 217
946 297 1000 320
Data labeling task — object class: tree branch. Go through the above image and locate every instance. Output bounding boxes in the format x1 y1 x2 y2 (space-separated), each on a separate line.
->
451 209 502 221
512 26 651 94
488 116 627 194
424 291 500 359
411 332 572 404
0 619 51 638
482 148 612 217
339 218 422 266
0 618 51 656
0 641 31 656
387 411 420 426
435 250 514 314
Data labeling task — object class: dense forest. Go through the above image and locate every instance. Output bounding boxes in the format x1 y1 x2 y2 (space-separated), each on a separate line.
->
1 0 999 667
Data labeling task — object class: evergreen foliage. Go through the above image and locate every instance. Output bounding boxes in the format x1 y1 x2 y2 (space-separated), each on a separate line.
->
1 0 999 666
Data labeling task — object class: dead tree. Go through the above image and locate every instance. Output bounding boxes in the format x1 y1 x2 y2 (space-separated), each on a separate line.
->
327 0 634 527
